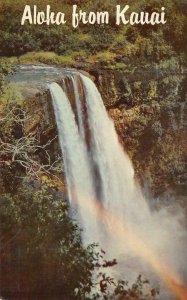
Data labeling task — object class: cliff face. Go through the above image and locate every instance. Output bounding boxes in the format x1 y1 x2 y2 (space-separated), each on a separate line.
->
89 67 187 200
7 65 187 201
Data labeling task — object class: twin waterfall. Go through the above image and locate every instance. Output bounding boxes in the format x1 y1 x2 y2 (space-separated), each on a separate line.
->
50 73 187 299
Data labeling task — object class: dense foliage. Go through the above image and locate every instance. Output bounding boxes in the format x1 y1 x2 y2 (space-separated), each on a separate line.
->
0 0 186 298
0 60 14 92
107 71 186 196
0 184 94 299
0 75 159 299
0 183 159 300
0 0 186 66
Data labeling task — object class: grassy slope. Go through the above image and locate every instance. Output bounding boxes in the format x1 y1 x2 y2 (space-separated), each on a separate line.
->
0 0 186 68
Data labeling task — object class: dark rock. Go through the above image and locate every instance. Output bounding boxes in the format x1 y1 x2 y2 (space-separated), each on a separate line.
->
7 64 187 200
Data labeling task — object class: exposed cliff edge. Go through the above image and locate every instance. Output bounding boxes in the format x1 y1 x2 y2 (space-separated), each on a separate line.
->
6 64 187 203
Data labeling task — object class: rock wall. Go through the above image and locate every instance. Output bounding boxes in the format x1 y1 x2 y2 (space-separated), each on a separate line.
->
89 67 187 199
8 65 187 201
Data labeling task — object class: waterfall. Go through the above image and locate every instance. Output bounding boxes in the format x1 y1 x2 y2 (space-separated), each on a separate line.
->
49 74 187 299
50 83 97 239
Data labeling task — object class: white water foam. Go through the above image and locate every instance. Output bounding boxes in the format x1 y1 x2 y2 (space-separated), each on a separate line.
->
50 75 187 299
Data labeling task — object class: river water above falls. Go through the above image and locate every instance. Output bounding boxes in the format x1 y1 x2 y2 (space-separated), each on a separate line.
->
9 65 187 299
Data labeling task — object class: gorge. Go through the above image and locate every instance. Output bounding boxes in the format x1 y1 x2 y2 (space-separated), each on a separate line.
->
50 72 187 299
0 1 186 298
1 64 186 299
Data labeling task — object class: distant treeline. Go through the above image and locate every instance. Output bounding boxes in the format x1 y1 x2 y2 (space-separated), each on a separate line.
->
0 0 186 63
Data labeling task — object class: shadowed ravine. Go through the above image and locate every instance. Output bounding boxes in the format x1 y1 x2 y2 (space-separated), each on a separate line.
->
49 74 187 300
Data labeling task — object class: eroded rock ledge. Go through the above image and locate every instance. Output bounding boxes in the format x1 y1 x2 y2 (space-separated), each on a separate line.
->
8 64 187 202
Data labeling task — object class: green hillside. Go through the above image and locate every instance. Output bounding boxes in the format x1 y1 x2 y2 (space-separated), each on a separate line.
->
0 0 186 66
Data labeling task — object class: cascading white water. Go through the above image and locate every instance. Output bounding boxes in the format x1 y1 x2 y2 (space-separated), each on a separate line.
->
81 75 150 220
49 74 187 299
50 83 98 241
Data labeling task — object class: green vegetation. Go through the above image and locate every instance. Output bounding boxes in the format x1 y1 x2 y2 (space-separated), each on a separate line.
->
0 185 95 298
0 70 159 299
0 182 159 299
0 0 186 67
19 51 76 65
107 70 186 196
0 101 159 300
0 0 186 298
0 59 15 94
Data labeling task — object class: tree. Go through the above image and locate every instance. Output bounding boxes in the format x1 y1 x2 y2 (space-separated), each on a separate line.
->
0 183 159 300
0 102 63 192
0 184 89 298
